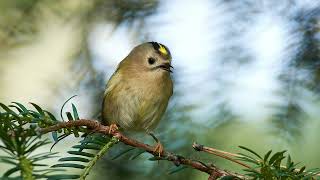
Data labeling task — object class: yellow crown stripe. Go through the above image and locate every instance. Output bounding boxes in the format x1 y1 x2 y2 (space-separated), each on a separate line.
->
158 44 168 56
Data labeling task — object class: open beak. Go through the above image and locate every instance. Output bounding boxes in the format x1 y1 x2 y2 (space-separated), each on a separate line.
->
158 63 173 73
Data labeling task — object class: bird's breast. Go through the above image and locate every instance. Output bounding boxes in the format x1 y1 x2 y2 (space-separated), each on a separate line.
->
118 75 172 131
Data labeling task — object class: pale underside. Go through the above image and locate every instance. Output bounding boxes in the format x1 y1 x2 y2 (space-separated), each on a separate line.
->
102 69 173 132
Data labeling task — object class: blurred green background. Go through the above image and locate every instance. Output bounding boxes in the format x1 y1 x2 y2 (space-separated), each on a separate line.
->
0 0 319 179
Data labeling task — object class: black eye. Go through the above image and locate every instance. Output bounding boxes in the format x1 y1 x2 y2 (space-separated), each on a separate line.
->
148 57 156 65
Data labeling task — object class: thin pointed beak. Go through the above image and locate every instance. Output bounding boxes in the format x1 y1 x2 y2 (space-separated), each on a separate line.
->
158 63 173 73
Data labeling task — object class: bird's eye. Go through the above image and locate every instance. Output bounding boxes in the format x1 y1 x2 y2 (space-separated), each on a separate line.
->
148 57 156 65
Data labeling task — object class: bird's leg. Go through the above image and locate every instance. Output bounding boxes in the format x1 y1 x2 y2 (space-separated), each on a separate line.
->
148 132 164 157
108 123 119 134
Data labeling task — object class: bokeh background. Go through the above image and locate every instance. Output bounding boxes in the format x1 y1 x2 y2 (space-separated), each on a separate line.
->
0 0 320 179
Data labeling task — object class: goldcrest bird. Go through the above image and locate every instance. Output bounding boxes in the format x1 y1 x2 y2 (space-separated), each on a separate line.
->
102 42 173 154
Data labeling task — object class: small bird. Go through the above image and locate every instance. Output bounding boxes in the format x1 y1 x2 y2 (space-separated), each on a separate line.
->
102 42 173 155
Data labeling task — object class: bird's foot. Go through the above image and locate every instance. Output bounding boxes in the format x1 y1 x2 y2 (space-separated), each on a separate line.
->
148 132 164 157
153 141 164 157
108 124 119 134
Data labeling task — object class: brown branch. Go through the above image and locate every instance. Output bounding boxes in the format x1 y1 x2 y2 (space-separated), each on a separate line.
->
193 143 254 170
208 171 222 180
199 145 240 158
39 119 245 180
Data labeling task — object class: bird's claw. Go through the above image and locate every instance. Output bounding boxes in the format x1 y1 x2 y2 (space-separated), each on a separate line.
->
108 124 119 134
153 142 164 157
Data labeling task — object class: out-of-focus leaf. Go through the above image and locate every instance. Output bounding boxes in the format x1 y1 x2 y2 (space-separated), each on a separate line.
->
298 166 306 174
32 163 48 167
25 140 50 154
264 150 272 162
269 150 286 165
80 138 106 146
44 110 58 121
67 151 95 158
50 134 70 152
129 149 146 160
52 163 85 169
47 174 80 180
0 103 19 118
148 156 162 161
28 110 41 119
3 166 20 177
66 112 74 121
52 131 58 142
167 165 187 174
71 103 79 120
30 102 45 116
236 156 259 165
12 102 28 113
243 169 261 176
60 95 77 121
8 105 23 113
0 158 18 165
72 144 101 150
286 155 292 168
59 157 90 162
112 148 135 160
239 146 262 159
220 175 241 180
31 153 59 162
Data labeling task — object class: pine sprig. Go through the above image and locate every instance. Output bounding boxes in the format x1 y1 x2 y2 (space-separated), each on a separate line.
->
0 101 89 179
1 101 320 180
49 135 118 180
80 136 119 179
0 102 62 179
236 146 320 179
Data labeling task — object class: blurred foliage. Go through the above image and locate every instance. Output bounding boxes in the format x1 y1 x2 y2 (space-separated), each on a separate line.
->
0 0 40 50
0 0 158 51
89 0 158 25
270 6 320 142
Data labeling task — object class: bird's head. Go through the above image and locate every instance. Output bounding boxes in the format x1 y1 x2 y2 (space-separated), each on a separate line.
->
121 42 173 75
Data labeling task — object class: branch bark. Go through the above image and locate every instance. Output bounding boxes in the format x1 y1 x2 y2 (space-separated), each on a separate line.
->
39 119 245 180
192 143 253 170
